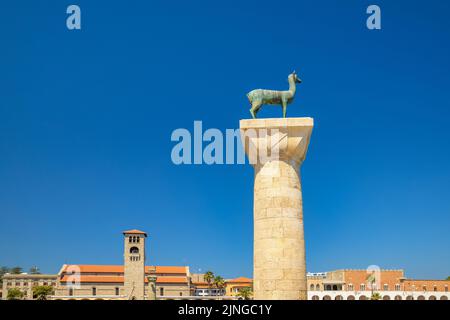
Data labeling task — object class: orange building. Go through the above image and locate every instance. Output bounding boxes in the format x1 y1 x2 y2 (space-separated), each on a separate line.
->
307 269 450 300
225 277 253 297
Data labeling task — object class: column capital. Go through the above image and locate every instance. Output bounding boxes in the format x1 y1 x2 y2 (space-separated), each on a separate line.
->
240 117 314 166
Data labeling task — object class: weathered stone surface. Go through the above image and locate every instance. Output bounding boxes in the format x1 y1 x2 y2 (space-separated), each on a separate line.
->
240 117 313 300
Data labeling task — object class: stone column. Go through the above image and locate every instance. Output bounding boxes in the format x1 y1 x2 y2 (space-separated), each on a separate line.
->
240 118 313 300
147 275 157 300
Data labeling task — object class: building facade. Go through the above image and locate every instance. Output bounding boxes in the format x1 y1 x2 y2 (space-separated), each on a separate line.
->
3 230 449 300
306 269 450 300
2 274 57 300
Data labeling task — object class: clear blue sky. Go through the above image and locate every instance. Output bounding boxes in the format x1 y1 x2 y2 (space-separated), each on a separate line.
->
1 0 449 279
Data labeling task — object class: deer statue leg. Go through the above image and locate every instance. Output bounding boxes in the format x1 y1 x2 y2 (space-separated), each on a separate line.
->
282 99 287 118
250 102 262 119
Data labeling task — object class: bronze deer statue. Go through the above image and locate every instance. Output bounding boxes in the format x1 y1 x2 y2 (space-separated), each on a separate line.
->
247 71 302 119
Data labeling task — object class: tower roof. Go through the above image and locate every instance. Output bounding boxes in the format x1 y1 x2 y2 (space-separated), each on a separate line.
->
123 229 147 236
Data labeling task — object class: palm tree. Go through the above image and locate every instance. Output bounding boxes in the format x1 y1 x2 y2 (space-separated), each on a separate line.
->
213 276 225 298
204 271 214 295
366 272 376 296
371 292 381 300
10 266 23 274
29 266 41 274
236 287 253 300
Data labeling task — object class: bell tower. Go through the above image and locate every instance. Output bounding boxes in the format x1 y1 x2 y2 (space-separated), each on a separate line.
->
123 229 147 300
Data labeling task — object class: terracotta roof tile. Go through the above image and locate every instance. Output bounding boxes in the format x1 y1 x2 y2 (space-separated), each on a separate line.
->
60 275 123 283
156 276 188 284
60 265 188 275
123 229 147 236
226 277 252 283
60 275 188 284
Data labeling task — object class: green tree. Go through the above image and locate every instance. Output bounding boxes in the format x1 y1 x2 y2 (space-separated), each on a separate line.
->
10 266 23 274
371 292 382 300
32 285 54 300
446 276 450 281
204 271 214 291
7 288 24 300
214 276 225 297
0 266 9 276
236 287 253 300
29 266 41 274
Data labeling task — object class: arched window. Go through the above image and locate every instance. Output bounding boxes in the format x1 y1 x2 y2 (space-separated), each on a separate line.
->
115 287 119 296
325 285 331 291
130 247 139 254
348 284 354 291
445 285 448 292
310 284 315 291
395 284 401 291
422 285 427 292
160 288 164 296
92 287 96 296
137 237 140 243
383 284 389 291
316 284 320 291
332 285 338 291
360 284 366 291
129 236 132 243
69 288 73 296
433 286 437 292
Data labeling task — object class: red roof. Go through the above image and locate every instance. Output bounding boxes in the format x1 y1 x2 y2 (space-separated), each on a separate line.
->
123 229 147 236
60 265 187 275
60 275 187 284
226 277 252 284
156 277 188 284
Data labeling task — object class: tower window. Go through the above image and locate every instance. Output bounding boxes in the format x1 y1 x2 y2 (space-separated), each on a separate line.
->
69 288 73 296
130 247 139 254
115 287 120 296
137 237 140 243
92 287 96 296
160 288 164 296
129 236 132 243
